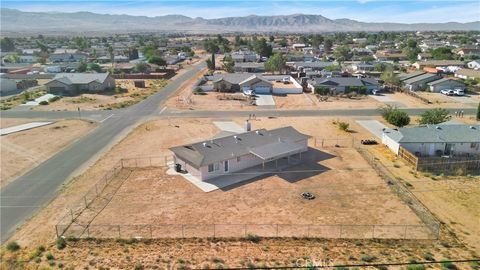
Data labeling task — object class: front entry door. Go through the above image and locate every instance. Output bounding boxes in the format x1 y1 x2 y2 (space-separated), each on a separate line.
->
224 160 229 172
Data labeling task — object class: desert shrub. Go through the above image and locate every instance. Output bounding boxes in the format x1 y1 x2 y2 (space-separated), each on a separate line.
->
376 265 388 270
245 234 261 243
315 86 330 95
5 241 20 252
406 264 425 270
56 237 66 250
387 110 410 127
423 252 434 261
360 254 376 262
441 261 458 270
34 256 42 263
134 262 144 270
49 96 61 102
419 108 449 125
39 100 49 105
193 86 204 95
338 122 349 131
45 252 54 260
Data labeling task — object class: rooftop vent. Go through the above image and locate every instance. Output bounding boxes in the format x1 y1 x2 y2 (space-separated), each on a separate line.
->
202 142 207 147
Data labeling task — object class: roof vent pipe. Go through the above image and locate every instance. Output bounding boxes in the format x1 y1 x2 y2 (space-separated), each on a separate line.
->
203 142 207 147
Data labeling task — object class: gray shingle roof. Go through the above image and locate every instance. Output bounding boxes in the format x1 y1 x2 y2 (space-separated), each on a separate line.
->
427 78 465 86
311 77 379 87
403 73 439 84
383 124 480 143
399 71 426 81
51 73 110 85
170 126 310 167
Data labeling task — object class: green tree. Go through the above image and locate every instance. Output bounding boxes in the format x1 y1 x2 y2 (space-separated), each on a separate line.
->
387 110 410 127
88 63 102 72
314 86 330 95
133 62 149 73
264 53 286 74
222 56 234 73
324 39 333 52
148 55 166 67
380 68 401 86
333 46 350 61
278 38 288 47
324 65 342 72
4 54 20 63
0 37 15 52
419 108 449 124
206 53 216 71
254 38 273 58
107 45 114 67
311 34 324 48
76 61 87 72
477 103 480 121
431 47 454 60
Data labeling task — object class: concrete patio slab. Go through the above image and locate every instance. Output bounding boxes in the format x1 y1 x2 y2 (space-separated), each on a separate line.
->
213 121 244 133
356 120 388 139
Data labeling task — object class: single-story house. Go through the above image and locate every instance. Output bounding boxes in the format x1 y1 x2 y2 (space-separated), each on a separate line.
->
413 60 465 70
234 62 265 73
231 51 257 63
290 61 334 71
382 123 480 157
427 78 465 92
455 69 480 80
350 62 375 73
49 49 88 63
307 77 379 94
398 71 426 81
45 73 115 96
170 126 310 181
456 48 480 58
209 73 303 94
402 73 441 91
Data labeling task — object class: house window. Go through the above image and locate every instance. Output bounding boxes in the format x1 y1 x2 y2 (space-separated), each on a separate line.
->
237 157 241 162
214 163 220 171
471 143 478 148
208 164 214 172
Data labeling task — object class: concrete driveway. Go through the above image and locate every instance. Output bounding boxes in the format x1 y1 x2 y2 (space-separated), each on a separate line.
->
255 94 276 108
369 93 406 108
356 120 388 139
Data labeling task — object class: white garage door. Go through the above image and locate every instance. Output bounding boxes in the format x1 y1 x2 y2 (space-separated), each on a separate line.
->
254 87 271 94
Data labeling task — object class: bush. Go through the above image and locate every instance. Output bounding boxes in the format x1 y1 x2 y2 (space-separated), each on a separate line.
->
419 108 449 125
338 122 349 131
56 237 66 250
45 252 54 260
245 234 261 243
360 254 376 262
315 86 330 95
441 261 458 270
134 262 144 270
49 96 61 102
5 241 20 252
193 86 204 95
39 100 49 105
406 264 425 270
386 110 410 127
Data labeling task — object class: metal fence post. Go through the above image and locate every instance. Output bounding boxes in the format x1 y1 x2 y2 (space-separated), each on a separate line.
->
70 209 74 222
55 225 59 237
118 225 121 238
84 196 88 207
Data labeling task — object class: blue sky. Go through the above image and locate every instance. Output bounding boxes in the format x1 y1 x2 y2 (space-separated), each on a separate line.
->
2 0 479 23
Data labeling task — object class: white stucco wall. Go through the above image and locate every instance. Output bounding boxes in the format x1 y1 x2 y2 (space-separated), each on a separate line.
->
382 133 400 155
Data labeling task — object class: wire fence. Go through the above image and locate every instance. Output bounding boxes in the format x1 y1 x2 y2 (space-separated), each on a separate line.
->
357 148 442 239
56 223 436 240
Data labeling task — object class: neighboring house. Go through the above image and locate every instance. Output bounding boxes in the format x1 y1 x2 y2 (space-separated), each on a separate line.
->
417 52 432 61
292 44 307 51
350 62 375 73
45 73 115 96
307 77 379 94
413 60 465 70
402 73 441 91
170 126 310 181
234 62 265 73
456 48 480 58
285 54 315 62
374 49 407 61
455 69 480 80
291 61 334 71
419 40 445 52
97 55 130 63
49 49 88 63
209 73 303 94
352 38 367 44
231 51 257 63
427 78 465 92
467 60 480 69
398 71 426 81
382 123 480 157
18 55 39 63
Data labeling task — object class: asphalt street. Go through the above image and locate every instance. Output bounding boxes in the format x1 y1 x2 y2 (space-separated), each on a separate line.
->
0 64 477 243
0 62 206 243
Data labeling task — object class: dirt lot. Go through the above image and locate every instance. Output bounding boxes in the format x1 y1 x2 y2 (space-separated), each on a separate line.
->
32 79 168 111
4 117 478 268
0 119 97 188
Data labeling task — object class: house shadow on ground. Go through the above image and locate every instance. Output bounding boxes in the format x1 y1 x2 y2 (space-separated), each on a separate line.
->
219 147 336 191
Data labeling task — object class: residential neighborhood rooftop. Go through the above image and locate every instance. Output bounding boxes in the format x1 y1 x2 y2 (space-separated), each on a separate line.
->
383 123 480 143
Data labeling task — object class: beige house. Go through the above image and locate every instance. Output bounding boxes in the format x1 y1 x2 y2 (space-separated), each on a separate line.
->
46 73 115 96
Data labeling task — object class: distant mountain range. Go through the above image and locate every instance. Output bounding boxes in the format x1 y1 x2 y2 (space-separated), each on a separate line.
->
1 8 479 35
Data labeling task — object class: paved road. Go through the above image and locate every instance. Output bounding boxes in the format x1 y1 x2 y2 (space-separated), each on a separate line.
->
0 62 206 243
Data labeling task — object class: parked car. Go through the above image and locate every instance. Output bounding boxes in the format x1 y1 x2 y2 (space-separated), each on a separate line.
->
453 88 465 96
242 89 255 96
440 89 455 96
